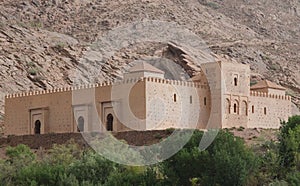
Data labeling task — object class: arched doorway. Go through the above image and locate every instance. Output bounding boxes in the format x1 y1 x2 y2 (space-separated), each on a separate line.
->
77 116 84 132
106 114 113 131
34 120 41 134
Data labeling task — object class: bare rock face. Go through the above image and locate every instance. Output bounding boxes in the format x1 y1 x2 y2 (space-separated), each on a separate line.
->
0 0 300 120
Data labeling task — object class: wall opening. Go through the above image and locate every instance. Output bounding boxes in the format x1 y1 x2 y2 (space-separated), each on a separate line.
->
252 105 254 113
190 96 192 104
234 77 238 86
77 116 84 132
233 104 237 113
34 120 41 134
264 107 267 115
226 99 230 114
174 94 177 102
233 100 239 114
204 97 207 106
241 101 248 116
107 114 114 131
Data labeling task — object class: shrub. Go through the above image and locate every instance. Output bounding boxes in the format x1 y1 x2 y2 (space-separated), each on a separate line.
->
46 139 82 166
67 151 117 184
15 162 66 186
6 144 35 162
278 115 300 175
28 68 38 76
160 130 258 186
104 167 160 186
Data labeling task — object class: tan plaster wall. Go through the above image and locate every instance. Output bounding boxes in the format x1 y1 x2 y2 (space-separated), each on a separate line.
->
5 79 147 135
201 62 224 129
145 78 210 130
223 95 249 128
248 93 291 128
5 91 73 135
221 62 250 96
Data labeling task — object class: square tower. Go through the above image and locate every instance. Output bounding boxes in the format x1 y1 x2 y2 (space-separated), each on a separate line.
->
220 61 251 128
221 62 250 97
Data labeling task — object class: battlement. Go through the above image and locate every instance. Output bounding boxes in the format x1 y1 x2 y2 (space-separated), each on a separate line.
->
4 81 112 99
250 91 291 101
143 77 208 88
5 77 208 99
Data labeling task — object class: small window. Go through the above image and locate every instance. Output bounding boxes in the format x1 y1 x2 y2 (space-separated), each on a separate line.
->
204 97 207 106
234 77 238 86
190 96 192 104
174 94 177 102
264 107 267 115
234 104 237 113
252 105 254 113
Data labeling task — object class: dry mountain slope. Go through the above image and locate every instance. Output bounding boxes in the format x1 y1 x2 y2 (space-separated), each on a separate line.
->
0 0 299 119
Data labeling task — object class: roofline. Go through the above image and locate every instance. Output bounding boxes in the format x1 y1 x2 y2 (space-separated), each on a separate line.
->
127 70 165 74
250 87 286 91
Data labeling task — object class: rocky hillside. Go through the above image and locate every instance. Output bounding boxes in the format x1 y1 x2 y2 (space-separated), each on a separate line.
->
0 0 300 118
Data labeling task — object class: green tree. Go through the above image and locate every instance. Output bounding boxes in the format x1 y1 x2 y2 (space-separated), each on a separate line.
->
6 144 35 162
160 130 258 186
0 144 36 185
104 167 160 186
45 139 82 166
67 151 117 185
278 115 300 175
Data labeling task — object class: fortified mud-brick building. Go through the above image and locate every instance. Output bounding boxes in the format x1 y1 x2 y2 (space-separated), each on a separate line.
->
4 61 292 135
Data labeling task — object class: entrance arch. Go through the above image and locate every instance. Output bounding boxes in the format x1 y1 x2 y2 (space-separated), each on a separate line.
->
34 120 41 134
106 114 114 131
77 116 84 132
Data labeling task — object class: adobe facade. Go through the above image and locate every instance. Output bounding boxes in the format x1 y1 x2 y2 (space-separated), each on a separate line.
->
4 61 292 136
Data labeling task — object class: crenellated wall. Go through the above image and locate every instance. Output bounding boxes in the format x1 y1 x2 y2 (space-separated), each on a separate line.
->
4 76 211 135
4 79 147 135
143 76 210 130
248 91 291 128
4 61 293 136
249 91 291 100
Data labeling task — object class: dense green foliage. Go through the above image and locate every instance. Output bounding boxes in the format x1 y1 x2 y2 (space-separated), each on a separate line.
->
277 115 300 183
0 116 299 186
160 131 258 186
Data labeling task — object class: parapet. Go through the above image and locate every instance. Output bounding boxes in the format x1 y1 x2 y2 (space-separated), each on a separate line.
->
250 91 291 101
5 77 208 99
143 77 207 88
4 81 114 99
